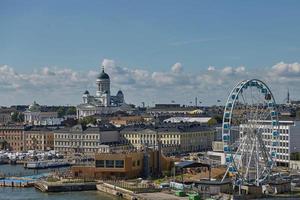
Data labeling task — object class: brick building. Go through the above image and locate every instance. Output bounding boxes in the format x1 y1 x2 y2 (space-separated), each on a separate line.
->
0 126 24 151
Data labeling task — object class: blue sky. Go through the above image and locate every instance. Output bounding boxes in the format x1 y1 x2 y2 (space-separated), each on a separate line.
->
0 0 300 106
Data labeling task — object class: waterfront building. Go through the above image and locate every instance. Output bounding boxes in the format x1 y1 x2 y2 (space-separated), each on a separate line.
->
72 148 174 179
24 127 54 151
120 123 215 155
24 101 62 125
54 124 120 154
76 66 133 119
240 120 300 166
0 126 24 151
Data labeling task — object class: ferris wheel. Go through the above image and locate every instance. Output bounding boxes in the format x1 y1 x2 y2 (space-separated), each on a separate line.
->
221 79 279 186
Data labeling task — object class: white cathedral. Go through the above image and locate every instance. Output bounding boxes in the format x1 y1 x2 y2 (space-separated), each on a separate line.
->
76 66 132 118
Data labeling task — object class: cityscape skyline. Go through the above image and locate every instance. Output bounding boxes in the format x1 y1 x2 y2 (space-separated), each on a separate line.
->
1 0 300 106
0 59 299 106
1 1 300 199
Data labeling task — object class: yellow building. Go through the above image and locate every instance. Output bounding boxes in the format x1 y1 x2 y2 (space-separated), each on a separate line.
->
72 149 174 179
120 123 215 155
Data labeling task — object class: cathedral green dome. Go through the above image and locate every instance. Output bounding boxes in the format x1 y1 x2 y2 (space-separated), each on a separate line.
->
98 67 110 80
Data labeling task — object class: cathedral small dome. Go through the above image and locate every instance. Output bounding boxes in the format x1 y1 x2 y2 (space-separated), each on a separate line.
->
117 90 123 95
28 101 41 112
83 90 90 95
98 67 110 80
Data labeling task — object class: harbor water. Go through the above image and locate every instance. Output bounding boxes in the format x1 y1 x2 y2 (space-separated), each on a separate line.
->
0 164 116 200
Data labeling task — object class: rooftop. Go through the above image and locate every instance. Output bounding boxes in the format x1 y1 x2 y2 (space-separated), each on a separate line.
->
120 123 214 133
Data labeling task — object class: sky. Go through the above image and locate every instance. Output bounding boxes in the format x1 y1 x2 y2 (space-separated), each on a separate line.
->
0 0 300 106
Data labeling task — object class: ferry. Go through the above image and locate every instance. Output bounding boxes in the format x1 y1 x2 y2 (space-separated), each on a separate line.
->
25 160 70 169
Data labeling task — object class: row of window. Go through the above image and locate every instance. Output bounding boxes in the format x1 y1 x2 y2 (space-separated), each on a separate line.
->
276 155 289 160
0 136 22 140
263 134 289 141
0 131 22 134
55 141 98 146
261 128 289 134
96 160 124 168
55 134 99 139
264 141 289 147
124 132 211 139
277 148 289 154
55 147 97 152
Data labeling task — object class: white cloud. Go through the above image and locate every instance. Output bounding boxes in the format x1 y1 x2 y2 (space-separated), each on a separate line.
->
102 58 115 69
0 60 299 106
152 72 174 85
171 62 182 73
235 66 246 73
270 62 300 77
207 66 215 71
222 66 233 75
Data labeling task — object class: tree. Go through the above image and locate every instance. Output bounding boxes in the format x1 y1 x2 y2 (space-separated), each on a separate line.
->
296 110 300 120
79 116 97 126
291 152 300 161
57 107 65 118
207 118 217 126
11 112 24 123
66 107 77 115
213 115 223 124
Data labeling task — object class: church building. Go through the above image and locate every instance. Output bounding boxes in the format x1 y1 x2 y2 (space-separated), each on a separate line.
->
76 66 132 118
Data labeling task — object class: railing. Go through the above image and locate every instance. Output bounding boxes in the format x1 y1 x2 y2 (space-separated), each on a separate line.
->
102 179 161 193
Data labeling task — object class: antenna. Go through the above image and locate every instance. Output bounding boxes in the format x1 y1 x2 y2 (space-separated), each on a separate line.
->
287 88 290 104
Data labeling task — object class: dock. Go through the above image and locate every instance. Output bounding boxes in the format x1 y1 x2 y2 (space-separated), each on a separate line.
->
96 182 189 200
0 173 51 188
35 181 97 192
0 178 34 187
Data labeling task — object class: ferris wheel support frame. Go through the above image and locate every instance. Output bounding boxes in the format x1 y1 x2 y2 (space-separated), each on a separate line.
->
221 79 279 186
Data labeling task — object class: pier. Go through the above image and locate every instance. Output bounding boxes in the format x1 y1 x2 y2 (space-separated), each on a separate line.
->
35 181 97 192
0 178 34 187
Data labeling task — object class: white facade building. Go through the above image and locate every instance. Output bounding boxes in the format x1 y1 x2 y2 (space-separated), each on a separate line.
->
77 66 132 118
24 101 62 126
240 120 300 166
163 117 212 123
54 124 120 154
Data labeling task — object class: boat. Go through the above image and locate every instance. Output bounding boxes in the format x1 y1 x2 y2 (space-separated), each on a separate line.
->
26 160 70 169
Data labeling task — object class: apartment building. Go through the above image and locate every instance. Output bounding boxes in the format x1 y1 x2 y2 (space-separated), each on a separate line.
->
24 127 54 151
0 126 24 151
54 124 120 154
240 120 300 166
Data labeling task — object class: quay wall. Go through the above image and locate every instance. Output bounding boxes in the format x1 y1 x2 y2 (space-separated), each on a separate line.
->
97 182 138 200
35 181 97 192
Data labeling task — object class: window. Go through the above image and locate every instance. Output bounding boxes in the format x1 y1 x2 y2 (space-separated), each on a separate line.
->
115 160 124 168
105 160 114 168
137 160 140 166
133 161 136 167
95 160 105 168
